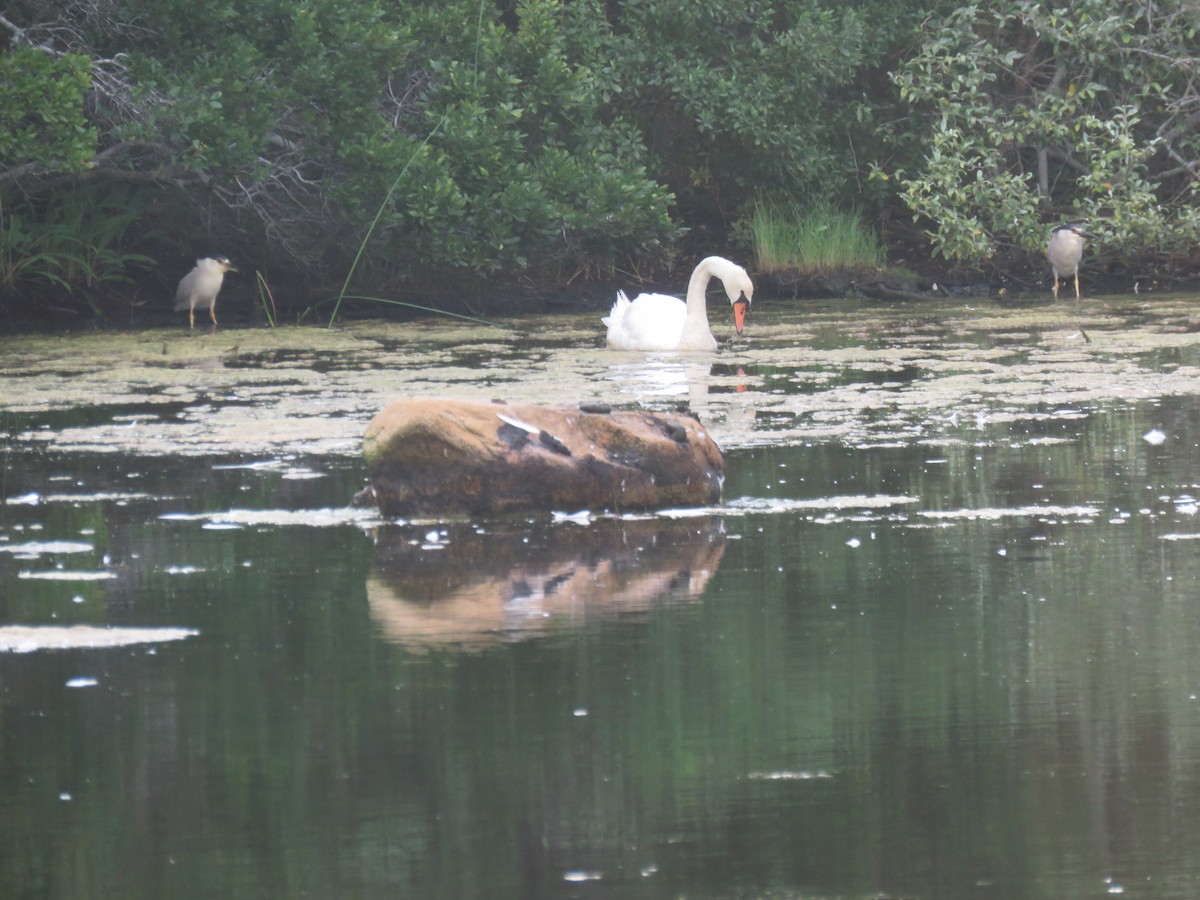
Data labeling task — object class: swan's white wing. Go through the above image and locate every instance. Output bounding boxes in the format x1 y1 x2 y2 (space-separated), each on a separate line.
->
604 292 689 351
601 290 632 330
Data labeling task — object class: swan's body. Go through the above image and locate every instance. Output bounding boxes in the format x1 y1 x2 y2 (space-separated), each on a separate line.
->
603 256 753 351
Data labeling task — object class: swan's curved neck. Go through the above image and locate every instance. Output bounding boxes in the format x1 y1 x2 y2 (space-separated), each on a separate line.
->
680 261 715 340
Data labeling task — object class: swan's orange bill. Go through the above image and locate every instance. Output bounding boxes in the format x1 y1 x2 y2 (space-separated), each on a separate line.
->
732 298 749 334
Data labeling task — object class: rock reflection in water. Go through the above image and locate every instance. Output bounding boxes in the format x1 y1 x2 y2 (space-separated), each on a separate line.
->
366 516 725 649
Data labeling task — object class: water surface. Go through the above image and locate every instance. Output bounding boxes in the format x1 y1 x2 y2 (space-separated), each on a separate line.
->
3 296 1200 897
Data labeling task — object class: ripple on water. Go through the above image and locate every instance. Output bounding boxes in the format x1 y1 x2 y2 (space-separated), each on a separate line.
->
159 507 381 528
0 625 199 653
0 540 94 556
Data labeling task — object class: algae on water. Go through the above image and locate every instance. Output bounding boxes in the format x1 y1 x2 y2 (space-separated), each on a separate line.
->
2 297 1200 458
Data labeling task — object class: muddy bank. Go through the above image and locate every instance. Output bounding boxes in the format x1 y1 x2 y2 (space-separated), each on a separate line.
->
6 246 1196 332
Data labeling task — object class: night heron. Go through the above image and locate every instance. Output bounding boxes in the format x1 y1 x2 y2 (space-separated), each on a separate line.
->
174 256 237 330
1046 225 1095 300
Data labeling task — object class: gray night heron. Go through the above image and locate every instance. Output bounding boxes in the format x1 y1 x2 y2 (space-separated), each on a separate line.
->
174 256 237 330
1046 224 1095 300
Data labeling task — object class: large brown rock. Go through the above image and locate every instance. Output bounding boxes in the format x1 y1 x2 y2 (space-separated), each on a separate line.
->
362 398 725 517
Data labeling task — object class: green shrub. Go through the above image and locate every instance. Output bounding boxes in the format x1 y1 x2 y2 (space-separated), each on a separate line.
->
892 0 1200 262
0 48 96 176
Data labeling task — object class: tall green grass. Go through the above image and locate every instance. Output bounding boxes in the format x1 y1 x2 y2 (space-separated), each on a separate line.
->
0 187 154 303
749 200 885 275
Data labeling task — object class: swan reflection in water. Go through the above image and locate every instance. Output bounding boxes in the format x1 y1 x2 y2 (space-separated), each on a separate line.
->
601 358 755 436
366 517 726 650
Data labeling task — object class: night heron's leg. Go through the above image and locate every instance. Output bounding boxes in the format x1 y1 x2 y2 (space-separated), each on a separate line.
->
189 307 196 330
1074 270 1081 300
1052 276 1059 300
210 305 218 329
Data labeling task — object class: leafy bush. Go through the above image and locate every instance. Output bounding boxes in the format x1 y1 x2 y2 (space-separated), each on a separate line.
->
892 0 1200 263
0 48 96 176
335 3 681 277
598 0 908 220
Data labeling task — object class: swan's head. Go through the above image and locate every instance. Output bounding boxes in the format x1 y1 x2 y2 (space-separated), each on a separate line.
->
716 259 754 335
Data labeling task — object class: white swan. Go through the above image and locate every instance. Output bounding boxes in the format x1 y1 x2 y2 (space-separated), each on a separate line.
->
603 256 753 351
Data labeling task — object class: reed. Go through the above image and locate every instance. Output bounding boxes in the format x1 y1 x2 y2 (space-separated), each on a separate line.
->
749 200 885 275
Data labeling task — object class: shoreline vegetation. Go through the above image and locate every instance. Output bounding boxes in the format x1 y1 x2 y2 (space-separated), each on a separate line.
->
3 1 1200 327
2 189 1194 330
2 228 1196 332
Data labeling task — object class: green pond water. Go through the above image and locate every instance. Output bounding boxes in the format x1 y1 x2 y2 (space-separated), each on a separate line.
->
3 295 1200 898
